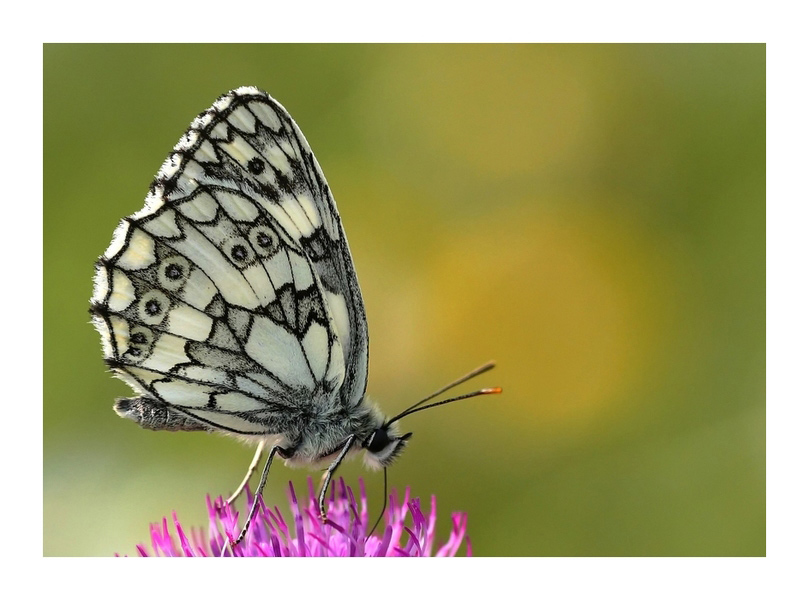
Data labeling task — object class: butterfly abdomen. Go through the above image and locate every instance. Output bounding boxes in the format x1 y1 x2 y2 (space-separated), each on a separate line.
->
114 396 212 432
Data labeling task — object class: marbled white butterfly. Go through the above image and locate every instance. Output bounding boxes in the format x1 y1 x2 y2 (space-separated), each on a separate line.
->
90 87 499 549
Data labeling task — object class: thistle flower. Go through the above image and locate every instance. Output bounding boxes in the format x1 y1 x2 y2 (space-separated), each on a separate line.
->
129 478 471 557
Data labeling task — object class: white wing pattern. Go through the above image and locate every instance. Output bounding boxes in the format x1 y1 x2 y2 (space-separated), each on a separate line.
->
91 87 369 439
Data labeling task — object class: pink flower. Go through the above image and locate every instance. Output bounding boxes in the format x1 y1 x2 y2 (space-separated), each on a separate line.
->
129 478 471 557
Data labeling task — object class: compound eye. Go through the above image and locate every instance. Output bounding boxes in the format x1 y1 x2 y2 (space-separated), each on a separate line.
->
366 428 392 454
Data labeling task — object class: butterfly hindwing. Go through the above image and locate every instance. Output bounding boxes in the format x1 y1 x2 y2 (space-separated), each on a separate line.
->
91 87 369 436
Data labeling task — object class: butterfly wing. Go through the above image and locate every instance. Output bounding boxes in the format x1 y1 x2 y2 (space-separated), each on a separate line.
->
91 87 369 437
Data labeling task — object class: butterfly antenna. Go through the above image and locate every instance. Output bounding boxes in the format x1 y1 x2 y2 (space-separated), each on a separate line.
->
385 361 500 427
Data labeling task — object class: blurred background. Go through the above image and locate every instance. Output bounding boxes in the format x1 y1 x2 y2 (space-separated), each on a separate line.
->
44 44 764 556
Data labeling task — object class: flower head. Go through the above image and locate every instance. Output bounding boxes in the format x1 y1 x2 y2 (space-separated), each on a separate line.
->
130 478 471 557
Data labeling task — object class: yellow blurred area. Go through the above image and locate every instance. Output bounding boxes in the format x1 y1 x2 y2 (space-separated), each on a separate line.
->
426 204 671 435
364 45 595 178
44 44 764 556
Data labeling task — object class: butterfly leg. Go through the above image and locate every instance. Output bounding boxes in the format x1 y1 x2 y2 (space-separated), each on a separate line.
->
317 435 356 522
366 467 389 539
226 440 265 505
223 443 289 555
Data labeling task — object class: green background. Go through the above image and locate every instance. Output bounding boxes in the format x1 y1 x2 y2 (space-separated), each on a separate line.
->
44 44 765 556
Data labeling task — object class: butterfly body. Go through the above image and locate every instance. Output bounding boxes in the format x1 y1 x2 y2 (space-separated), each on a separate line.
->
91 87 408 472
111 391 394 468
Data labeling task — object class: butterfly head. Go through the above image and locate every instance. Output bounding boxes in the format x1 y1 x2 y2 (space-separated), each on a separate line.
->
359 362 501 471
362 423 413 468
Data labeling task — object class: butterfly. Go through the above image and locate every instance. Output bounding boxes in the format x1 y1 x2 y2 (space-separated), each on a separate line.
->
90 87 499 550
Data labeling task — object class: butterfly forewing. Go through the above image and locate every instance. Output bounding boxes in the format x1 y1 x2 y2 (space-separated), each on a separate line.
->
91 87 369 437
